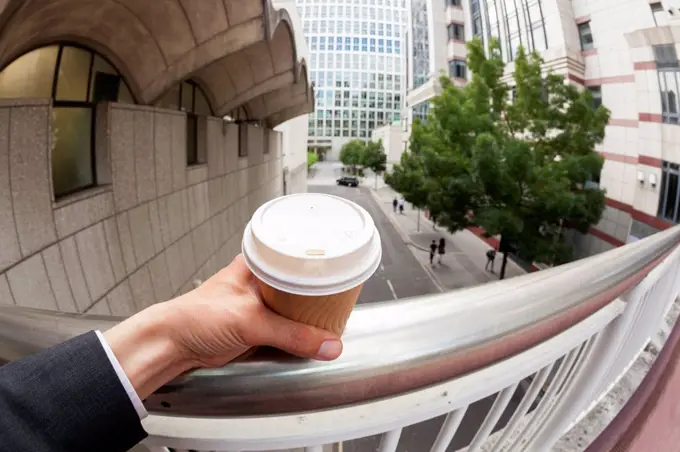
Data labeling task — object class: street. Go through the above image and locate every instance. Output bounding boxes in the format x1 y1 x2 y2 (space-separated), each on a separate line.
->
309 185 439 303
308 176 519 452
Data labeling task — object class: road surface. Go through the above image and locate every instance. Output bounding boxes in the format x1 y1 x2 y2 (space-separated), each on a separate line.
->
309 185 439 303
308 184 519 452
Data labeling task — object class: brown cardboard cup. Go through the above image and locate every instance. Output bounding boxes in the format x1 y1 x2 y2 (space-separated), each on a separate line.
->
242 193 381 335
258 281 363 335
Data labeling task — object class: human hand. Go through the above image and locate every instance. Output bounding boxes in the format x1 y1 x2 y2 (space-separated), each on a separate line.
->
104 255 344 399
167 254 344 367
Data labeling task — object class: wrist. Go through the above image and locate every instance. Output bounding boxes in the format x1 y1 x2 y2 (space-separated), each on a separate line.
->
103 301 194 400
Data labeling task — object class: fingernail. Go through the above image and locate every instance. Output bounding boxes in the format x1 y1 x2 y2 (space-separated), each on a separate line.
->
316 340 343 360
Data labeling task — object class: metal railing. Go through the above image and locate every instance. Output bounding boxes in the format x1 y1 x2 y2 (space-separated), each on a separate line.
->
1 226 679 452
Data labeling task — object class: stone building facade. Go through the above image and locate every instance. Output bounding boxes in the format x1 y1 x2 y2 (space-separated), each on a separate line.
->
405 0 680 260
0 0 313 314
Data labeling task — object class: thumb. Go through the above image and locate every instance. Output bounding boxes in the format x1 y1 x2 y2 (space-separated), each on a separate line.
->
252 307 344 361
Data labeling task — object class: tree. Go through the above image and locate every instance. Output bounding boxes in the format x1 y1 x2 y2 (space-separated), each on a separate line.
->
307 151 319 169
387 38 610 279
339 139 366 175
363 140 387 188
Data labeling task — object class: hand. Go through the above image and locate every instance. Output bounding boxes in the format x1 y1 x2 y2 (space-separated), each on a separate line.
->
104 255 344 399
168 254 344 367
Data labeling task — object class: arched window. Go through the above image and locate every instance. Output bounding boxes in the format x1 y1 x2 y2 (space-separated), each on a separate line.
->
0 44 135 198
156 80 213 165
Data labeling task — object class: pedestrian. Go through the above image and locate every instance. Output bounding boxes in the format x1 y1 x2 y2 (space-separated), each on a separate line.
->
392 197 398 213
438 238 446 264
429 240 437 266
399 198 405 215
485 248 497 273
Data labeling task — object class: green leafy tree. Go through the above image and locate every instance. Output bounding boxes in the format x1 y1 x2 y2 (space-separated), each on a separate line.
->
339 139 366 175
363 140 387 188
307 151 319 169
387 38 610 278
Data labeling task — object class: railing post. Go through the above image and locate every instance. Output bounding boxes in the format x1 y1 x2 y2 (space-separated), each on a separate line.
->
430 407 469 452
525 247 680 449
378 429 402 452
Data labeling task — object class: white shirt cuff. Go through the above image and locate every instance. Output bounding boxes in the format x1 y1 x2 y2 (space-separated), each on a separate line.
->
95 330 148 420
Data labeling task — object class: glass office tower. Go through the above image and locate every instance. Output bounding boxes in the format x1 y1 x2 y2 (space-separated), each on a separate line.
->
297 0 408 159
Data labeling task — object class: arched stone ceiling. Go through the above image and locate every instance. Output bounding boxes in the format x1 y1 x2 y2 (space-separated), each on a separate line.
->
0 0 313 124
243 63 314 127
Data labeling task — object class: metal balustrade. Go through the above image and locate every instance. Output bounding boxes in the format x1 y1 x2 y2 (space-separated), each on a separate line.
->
0 226 679 452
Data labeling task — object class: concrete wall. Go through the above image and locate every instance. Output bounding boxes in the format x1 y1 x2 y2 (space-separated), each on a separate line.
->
429 0 450 78
0 100 283 314
372 123 408 167
276 113 309 195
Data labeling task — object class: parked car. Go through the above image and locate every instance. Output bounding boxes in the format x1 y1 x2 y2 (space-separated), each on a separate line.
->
337 176 359 187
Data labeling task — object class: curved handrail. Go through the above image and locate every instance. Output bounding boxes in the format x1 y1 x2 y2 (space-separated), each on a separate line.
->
0 226 679 416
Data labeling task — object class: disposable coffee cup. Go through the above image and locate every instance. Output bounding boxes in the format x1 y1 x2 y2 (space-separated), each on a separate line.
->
242 193 382 335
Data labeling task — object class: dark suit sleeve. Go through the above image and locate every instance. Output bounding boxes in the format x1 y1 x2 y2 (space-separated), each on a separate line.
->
0 331 148 452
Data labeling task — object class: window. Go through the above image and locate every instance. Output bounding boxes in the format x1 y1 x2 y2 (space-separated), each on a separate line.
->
577 22 594 51
448 60 467 79
650 2 668 27
654 44 678 69
655 45 680 124
158 80 214 165
447 0 461 5
659 161 680 223
0 44 134 198
588 86 602 109
448 23 465 41
239 124 249 157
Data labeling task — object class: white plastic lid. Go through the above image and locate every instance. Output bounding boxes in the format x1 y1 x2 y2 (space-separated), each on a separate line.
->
242 193 382 296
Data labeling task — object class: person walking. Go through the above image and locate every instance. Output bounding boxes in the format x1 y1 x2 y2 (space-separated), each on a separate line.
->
392 197 398 213
485 248 497 273
429 240 438 266
399 198 405 215
438 238 446 265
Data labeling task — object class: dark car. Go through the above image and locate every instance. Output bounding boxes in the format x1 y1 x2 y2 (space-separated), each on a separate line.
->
337 176 359 187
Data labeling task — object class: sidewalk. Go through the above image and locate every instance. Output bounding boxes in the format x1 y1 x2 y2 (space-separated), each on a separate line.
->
370 186 526 291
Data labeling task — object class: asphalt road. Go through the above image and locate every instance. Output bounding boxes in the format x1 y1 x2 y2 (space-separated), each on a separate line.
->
308 185 439 303
308 184 520 452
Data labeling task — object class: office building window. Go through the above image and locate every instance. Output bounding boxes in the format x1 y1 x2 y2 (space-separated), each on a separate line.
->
588 86 602 109
481 0 547 62
655 45 680 124
447 0 461 6
449 60 467 79
659 161 680 223
650 2 668 27
578 22 594 51
0 44 135 198
448 23 465 41
654 44 678 69
301 0 407 142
